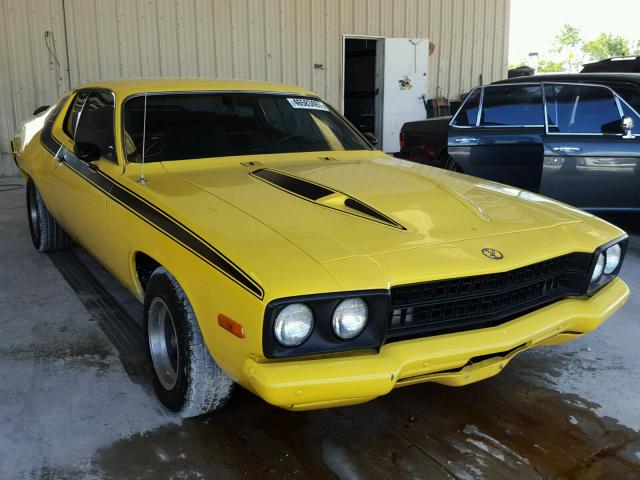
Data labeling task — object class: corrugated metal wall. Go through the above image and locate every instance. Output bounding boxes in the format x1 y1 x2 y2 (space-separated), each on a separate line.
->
0 0 510 176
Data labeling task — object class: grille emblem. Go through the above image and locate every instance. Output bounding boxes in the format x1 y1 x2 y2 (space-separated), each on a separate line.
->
482 248 503 260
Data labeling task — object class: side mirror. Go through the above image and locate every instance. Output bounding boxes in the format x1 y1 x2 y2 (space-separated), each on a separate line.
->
33 105 50 116
621 116 635 139
74 142 101 162
363 132 378 146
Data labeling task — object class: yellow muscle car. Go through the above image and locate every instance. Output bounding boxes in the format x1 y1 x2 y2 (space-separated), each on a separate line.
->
11 79 629 418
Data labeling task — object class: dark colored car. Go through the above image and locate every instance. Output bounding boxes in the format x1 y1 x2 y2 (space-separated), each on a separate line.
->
398 73 640 212
508 65 535 78
581 56 640 73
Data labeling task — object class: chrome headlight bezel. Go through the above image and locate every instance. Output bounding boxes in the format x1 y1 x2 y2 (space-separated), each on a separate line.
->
587 237 627 293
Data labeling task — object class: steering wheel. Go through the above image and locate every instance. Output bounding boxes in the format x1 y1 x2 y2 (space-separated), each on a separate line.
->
136 136 166 158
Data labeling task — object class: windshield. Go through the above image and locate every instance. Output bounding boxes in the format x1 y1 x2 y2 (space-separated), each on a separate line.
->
123 93 371 162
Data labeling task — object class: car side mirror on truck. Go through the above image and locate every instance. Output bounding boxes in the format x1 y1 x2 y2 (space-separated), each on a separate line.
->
621 116 635 139
74 142 101 163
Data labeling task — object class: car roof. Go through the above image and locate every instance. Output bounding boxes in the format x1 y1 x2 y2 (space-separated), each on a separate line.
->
77 78 316 98
492 72 640 86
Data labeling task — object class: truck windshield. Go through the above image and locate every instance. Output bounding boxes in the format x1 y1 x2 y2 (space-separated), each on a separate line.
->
123 93 370 162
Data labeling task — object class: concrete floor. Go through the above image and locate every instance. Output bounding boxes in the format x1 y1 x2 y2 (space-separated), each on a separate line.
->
1 176 639 480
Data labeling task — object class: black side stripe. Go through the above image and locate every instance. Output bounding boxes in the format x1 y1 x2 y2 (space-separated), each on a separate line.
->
39 113 264 299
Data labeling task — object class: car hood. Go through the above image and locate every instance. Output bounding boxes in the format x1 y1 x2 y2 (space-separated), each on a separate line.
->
161 152 583 264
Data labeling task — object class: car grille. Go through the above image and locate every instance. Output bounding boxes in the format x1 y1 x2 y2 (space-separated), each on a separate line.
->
386 254 591 341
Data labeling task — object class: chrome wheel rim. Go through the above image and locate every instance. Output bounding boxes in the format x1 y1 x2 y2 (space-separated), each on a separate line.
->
148 298 179 390
28 187 40 238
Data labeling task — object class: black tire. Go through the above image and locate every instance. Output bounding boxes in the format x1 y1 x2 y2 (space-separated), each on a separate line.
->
26 179 73 252
443 156 463 173
143 267 233 418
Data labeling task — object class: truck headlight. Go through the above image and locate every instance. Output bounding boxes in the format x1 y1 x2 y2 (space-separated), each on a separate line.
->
273 303 314 346
603 243 622 274
332 298 368 340
591 253 605 282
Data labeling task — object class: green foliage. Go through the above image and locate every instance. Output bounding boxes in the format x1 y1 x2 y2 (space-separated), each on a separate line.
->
583 33 631 60
553 24 582 53
537 60 564 73
534 24 639 73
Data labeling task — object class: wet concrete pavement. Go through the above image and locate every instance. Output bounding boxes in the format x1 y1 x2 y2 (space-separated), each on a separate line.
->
1 177 639 479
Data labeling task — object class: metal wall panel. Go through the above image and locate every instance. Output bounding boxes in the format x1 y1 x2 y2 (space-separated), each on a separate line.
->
0 0 510 176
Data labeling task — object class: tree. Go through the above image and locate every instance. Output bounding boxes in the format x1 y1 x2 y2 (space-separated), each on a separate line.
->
550 24 583 71
552 24 582 53
537 59 564 73
582 33 631 60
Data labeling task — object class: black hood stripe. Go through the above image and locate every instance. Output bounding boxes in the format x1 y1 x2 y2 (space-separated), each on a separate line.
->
250 168 406 230
39 112 264 299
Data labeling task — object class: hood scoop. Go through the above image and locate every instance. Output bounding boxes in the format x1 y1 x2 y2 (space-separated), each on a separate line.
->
251 168 406 230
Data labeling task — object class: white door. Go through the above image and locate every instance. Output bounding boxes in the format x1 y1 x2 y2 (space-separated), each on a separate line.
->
381 38 429 152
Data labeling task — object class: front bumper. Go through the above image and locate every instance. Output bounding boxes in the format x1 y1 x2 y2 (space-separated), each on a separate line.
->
242 278 629 410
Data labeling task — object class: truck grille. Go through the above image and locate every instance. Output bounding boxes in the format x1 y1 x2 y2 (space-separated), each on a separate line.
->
387 254 590 341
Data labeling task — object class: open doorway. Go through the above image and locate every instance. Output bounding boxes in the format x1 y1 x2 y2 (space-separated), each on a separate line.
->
343 37 383 145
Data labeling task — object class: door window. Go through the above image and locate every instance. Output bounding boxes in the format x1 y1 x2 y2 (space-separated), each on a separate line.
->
450 88 480 127
479 85 544 126
74 91 116 160
63 91 89 138
543 84 622 134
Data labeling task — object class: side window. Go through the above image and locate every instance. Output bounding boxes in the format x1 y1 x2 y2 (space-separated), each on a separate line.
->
63 91 89 138
479 85 544 126
544 84 621 134
74 91 116 160
602 83 640 111
451 88 480 127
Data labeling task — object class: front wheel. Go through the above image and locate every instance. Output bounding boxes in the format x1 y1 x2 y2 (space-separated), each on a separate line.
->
26 179 73 252
144 267 233 417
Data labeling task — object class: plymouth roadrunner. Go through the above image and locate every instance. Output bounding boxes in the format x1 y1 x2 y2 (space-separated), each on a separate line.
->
11 80 629 418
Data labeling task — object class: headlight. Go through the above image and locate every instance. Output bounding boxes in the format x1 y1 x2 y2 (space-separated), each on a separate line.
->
273 303 314 347
591 252 605 282
604 244 622 274
332 298 368 340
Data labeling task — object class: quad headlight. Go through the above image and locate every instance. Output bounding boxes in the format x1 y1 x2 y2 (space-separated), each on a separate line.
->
591 252 605 282
273 303 314 347
603 243 622 275
590 241 625 289
332 298 369 340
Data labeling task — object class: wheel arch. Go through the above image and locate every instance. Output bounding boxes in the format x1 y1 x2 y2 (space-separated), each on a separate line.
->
132 250 162 294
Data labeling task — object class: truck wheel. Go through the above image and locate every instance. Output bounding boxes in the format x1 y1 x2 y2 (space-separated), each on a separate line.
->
444 156 463 173
26 179 73 252
144 267 233 417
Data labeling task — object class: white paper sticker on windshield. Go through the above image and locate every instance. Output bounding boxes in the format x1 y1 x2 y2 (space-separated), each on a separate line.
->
287 97 330 111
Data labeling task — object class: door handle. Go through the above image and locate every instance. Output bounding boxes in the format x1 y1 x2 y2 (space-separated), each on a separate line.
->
453 137 479 145
551 146 582 153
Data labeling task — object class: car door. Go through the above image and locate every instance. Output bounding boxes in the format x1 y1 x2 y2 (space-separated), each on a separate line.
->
540 82 640 210
49 89 122 257
448 84 545 193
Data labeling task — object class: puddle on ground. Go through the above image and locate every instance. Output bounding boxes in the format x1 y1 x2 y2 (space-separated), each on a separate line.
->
90 364 640 480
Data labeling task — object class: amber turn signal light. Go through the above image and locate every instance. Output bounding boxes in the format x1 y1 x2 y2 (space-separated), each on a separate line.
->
218 314 245 338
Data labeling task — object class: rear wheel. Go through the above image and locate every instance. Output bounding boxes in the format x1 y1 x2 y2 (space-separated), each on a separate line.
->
144 267 233 417
26 179 73 252
443 156 463 173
